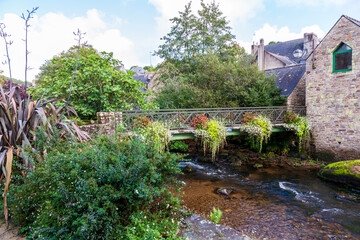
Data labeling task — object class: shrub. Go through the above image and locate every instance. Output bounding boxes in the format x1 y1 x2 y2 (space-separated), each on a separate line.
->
194 120 227 161
190 114 209 130
142 121 172 153
133 115 151 129
9 135 183 239
283 111 311 152
169 141 189 152
210 208 222 224
0 85 88 225
239 113 272 152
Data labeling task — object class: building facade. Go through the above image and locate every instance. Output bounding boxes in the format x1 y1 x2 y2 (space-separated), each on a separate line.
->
305 15 360 160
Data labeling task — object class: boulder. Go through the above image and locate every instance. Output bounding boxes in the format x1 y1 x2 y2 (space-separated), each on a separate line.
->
216 187 234 196
318 160 360 189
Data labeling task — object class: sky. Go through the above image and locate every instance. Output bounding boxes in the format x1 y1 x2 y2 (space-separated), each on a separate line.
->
0 0 359 81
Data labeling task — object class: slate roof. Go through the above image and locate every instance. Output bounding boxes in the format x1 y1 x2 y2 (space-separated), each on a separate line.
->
266 51 297 66
265 64 306 96
133 74 151 93
264 38 305 64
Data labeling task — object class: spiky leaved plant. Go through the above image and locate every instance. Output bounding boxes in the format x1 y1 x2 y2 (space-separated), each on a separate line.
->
0 84 89 226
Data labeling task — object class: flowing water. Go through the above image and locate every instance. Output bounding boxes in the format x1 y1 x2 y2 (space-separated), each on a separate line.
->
178 157 360 239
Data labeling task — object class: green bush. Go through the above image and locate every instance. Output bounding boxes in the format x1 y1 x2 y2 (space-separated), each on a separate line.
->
9 135 183 239
170 141 189 152
194 120 227 161
239 113 272 152
210 208 222 224
142 121 172 153
283 111 311 152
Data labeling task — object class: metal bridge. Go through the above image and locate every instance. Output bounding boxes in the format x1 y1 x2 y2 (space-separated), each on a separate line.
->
103 106 306 140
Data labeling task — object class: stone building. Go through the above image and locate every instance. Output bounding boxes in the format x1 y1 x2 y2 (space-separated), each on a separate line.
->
305 15 360 160
252 33 319 106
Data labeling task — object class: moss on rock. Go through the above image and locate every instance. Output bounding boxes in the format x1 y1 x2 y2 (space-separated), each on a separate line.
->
318 160 360 189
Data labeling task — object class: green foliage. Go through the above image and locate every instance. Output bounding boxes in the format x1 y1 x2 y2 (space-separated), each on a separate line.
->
268 41 281 45
133 115 151 129
190 114 209 130
169 141 189 152
283 111 311 152
156 53 285 109
154 1 285 109
31 45 154 120
240 113 272 152
143 66 157 72
210 208 222 224
142 121 172 153
0 84 88 225
9 135 183 239
194 120 227 160
156 1 235 61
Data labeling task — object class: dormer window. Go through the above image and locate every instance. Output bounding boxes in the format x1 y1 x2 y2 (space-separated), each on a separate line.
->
333 43 352 73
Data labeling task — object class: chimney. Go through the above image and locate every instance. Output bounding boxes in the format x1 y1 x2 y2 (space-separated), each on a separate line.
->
251 42 258 55
258 39 265 71
303 33 318 57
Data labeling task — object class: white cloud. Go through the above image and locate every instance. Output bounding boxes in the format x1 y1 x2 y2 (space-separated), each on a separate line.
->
149 0 264 34
0 9 139 81
276 0 348 6
252 23 326 46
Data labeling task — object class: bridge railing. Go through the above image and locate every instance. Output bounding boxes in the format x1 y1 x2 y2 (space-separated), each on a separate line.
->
99 106 306 130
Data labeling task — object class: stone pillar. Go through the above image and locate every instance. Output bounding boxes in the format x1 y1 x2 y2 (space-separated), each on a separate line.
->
251 42 258 55
258 39 265 71
303 33 318 58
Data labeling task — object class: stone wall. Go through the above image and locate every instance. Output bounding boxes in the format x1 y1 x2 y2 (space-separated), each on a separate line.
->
305 16 360 160
79 112 124 137
287 75 306 106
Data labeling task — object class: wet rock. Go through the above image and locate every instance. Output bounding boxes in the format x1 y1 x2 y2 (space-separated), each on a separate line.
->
335 192 360 203
253 164 263 169
231 160 242 166
216 187 234 196
182 214 251 240
199 156 213 162
183 164 194 173
318 160 360 189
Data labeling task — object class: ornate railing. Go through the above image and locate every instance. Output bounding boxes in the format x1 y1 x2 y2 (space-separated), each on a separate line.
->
98 106 306 130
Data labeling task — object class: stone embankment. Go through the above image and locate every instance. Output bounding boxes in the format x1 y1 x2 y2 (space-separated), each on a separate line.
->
182 214 251 240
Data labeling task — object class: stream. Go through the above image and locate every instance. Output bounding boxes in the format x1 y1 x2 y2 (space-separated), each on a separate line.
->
178 156 360 239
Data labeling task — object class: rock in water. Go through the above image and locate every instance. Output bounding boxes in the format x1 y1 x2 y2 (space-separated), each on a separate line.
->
318 160 360 189
216 187 234 196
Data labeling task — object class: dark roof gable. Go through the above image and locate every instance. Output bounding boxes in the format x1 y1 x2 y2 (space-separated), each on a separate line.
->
265 64 306 97
306 15 360 60
264 38 305 64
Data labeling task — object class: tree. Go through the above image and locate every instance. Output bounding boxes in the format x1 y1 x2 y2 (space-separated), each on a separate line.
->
154 1 286 109
31 46 154 119
156 52 285 109
155 0 235 61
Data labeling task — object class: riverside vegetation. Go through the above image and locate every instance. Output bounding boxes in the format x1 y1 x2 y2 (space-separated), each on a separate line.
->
0 2 318 239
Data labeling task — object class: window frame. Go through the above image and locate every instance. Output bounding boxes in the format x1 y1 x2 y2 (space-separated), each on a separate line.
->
333 43 352 73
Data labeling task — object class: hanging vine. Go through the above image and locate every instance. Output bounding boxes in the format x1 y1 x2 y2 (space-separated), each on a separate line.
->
239 113 272 152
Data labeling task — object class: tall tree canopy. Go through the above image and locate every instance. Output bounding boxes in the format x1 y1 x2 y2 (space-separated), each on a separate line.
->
31 46 154 119
156 0 235 61
154 1 286 109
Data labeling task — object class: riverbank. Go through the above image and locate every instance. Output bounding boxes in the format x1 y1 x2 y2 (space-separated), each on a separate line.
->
177 150 360 239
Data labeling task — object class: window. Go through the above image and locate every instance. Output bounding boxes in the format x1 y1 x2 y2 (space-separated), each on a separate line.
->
333 43 352 73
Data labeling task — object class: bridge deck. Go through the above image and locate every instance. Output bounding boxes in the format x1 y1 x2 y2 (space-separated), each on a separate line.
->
100 106 306 132
170 124 286 140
